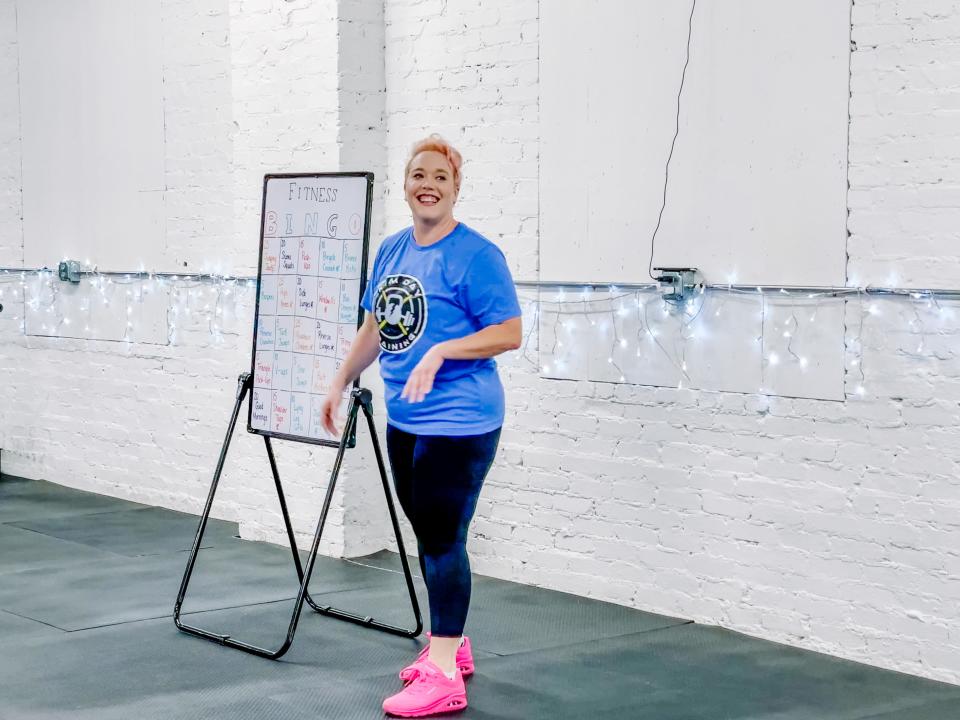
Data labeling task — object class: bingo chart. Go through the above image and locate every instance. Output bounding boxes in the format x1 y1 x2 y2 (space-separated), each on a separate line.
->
247 173 372 446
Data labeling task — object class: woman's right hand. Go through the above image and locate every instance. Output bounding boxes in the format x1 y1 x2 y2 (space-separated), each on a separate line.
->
320 385 346 437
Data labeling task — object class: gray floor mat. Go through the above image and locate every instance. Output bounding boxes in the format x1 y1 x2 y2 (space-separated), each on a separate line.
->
343 550 688 654
0 539 398 631
0 523 127 572
469 625 960 720
0 616 319 717
859 697 960 720
179 598 435 670
0 608 61 642
466 578 687 655
0 475 149 522
3 477 959 720
8 506 240 557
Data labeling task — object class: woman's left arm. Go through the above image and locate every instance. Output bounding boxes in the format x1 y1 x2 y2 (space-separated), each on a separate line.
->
401 317 522 402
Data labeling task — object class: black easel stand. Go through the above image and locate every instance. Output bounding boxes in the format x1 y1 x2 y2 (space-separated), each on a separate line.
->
174 373 423 659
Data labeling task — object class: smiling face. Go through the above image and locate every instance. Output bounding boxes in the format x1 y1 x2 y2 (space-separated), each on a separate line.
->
404 150 458 225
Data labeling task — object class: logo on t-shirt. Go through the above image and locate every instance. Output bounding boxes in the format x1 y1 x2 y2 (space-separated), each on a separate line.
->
373 274 428 353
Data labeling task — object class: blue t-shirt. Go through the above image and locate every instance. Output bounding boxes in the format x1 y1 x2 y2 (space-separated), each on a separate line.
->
360 223 521 436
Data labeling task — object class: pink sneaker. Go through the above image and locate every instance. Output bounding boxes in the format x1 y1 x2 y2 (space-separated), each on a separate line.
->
382 660 468 717
399 634 474 684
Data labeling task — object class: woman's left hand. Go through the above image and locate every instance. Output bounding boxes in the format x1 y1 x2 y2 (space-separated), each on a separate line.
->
401 346 445 403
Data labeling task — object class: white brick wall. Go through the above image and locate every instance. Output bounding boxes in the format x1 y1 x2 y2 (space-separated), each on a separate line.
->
848 0 960 288
2 0 960 685
162 0 234 272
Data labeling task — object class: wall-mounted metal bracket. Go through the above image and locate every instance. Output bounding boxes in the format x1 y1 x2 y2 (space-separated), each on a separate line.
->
57 261 82 283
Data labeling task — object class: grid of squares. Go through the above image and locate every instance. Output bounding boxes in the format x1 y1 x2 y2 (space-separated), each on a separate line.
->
250 231 362 440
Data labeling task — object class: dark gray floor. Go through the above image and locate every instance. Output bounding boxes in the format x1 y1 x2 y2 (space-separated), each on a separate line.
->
1 473 958 719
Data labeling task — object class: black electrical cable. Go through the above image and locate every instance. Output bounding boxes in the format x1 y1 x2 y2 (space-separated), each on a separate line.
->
648 0 697 282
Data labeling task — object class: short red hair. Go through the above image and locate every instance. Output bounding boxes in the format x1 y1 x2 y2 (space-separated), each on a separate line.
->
405 134 463 191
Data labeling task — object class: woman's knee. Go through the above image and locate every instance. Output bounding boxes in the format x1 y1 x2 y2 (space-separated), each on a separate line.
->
419 539 468 572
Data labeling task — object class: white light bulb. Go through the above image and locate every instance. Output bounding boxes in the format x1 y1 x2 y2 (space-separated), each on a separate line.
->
619 339 627 348
768 352 780 366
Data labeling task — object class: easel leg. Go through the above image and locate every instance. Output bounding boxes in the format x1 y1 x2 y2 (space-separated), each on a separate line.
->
263 434 322 611
288 388 424 638
174 381 422 660
174 372 250 633
358 389 423 633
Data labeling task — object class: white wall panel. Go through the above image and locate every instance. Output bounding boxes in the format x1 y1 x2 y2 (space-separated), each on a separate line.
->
18 0 165 271
541 0 850 288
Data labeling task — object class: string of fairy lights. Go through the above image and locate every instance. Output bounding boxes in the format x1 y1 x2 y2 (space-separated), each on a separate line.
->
2 267 958 397
0 268 257 346
515 280 959 396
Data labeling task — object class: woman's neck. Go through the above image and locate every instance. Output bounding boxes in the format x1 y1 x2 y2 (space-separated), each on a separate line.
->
412 215 458 246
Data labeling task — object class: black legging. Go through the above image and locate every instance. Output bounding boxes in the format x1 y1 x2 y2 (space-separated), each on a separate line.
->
386 424 501 637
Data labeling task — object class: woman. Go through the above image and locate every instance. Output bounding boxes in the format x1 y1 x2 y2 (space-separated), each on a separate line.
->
321 135 522 717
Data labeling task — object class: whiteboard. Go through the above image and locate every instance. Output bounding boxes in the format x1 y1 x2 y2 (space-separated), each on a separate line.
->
247 173 373 446
540 0 850 287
